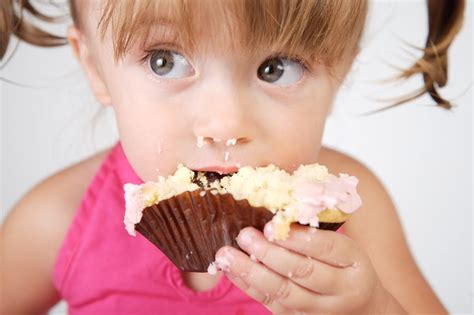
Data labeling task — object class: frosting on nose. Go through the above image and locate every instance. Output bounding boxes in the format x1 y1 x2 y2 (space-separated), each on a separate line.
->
196 136 205 148
196 136 239 148
225 138 237 146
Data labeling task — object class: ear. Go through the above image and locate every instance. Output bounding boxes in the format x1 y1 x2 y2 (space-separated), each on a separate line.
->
67 27 112 106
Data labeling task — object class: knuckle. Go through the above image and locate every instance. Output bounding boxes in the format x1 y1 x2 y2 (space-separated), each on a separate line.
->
292 259 315 279
274 280 292 301
261 293 274 307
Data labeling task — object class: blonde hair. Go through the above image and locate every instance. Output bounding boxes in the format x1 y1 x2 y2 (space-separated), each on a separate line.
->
0 0 466 110
94 0 367 66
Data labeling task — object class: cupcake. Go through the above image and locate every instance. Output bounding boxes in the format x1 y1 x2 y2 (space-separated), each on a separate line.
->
124 163 361 272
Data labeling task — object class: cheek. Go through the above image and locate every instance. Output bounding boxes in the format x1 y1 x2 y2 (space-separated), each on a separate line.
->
117 110 190 181
260 85 334 171
104 67 192 180
266 107 327 171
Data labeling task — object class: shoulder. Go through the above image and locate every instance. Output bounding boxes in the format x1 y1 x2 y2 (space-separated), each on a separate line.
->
9 147 112 231
318 146 396 236
319 146 378 182
1 147 112 314
318 147 447 313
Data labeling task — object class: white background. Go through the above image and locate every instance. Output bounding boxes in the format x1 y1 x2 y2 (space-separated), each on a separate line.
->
1 0 472 314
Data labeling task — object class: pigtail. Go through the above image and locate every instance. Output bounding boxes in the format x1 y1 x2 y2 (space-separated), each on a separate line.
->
0 0 69 61
395 0 465 110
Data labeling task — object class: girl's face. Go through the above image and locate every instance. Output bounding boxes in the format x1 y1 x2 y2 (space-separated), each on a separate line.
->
74 1 354 181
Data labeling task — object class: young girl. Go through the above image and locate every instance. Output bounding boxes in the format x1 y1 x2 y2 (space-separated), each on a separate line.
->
0 0 466 314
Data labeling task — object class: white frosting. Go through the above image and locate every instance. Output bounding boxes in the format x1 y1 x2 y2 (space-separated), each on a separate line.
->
196 136 205 148
226 138 237 146
207 262 218 275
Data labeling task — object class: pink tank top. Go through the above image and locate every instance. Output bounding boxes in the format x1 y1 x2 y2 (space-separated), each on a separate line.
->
53 142 344 314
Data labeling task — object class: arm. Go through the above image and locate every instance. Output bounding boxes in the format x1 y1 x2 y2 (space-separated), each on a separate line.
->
1 149 110 314
342 157 448 314
1 179 68 314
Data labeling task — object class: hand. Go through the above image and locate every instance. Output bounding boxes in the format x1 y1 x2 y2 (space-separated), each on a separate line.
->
215 224 403 314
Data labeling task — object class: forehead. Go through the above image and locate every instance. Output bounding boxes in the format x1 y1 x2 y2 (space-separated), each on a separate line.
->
79 0 368 65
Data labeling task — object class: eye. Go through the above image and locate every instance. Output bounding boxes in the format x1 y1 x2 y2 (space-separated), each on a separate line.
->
148 50 194 79
257 57 305 86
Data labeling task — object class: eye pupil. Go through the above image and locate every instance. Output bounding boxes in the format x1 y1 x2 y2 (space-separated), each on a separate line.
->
150 50 174 75
258 58 284 83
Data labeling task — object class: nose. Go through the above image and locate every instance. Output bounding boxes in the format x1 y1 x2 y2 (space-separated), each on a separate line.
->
192 80 256 146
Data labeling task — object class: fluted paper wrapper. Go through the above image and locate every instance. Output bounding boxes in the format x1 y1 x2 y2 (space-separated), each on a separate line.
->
136 189 345 272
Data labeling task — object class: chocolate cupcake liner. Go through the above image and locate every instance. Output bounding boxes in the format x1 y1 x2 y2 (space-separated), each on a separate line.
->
318 222 345 231
136 189 274 272
136 189 346 272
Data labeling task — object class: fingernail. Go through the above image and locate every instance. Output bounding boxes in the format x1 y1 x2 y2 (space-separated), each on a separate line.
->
237 229 253 248
263 222 274 240
215 248 234 272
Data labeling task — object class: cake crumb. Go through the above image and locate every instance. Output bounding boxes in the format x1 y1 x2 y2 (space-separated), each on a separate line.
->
207 262 218 275
210 190 219 195
199 191 206 197
226 138 237 146
197 136 205 148
287 272 293 278
250 254 258 262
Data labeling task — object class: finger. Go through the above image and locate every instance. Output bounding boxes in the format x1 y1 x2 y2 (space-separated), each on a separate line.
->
236 227 344 295
216 246 322 313
265 223 360 268
225 272 293 314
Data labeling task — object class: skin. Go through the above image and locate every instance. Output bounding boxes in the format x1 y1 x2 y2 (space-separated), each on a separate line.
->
0 1 449 314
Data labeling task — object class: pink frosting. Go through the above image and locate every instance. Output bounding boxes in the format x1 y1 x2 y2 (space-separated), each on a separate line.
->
123 183 147 236
292 174 362 227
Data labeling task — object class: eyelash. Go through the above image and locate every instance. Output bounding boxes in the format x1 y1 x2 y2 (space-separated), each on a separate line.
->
139 43 182 66
264 53 312 74
138 45 313 77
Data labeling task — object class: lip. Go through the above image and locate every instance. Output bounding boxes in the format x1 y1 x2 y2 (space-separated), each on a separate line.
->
191 165 240 175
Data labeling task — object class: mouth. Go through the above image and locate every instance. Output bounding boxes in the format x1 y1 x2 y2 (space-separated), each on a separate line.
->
189 165 240 188
192 165 239 175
